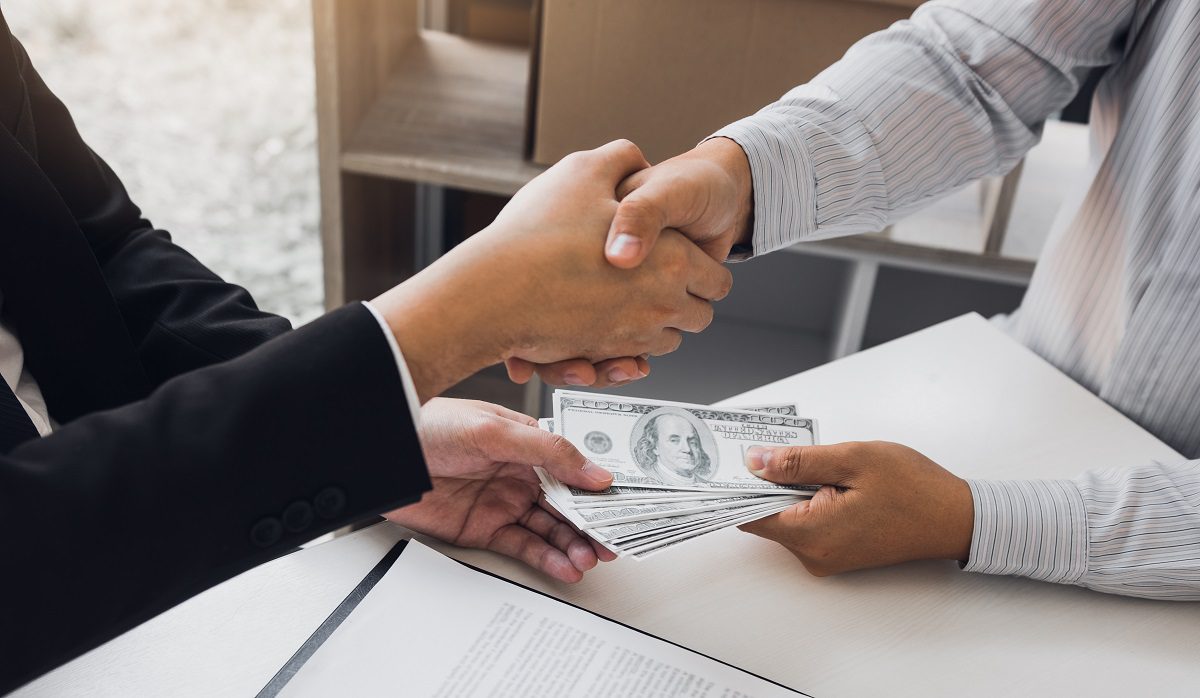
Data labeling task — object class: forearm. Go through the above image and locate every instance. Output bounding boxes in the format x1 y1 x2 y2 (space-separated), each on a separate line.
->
100 226 292 381
714 0 1134 255
964 459 1200 600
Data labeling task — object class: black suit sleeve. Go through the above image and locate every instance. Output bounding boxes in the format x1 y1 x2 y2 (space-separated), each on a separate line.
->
11 30 292 388
0 303 432 694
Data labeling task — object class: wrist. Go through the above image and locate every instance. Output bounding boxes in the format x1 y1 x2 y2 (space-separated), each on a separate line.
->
372 243 517 401
697 137 754 248
943 476 975 562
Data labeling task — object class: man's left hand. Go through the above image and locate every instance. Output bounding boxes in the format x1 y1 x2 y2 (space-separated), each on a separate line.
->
386 398 617 583
738 441 975 576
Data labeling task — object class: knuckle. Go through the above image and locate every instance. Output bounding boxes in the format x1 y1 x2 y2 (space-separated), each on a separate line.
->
842 441 871 459
778 448 806 479
649 300 677 326
716 269 734 299
549 433 582 462
655 249 688 283
700 303 715 330
471 415 507 447
619 197 657 225
559 150 589 170
611 138 641 158
650 330 683 356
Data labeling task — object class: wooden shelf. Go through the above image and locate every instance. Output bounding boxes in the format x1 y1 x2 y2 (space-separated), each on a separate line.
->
795 232 1035 285
334 32 1033 286
341 31 544 196
312 0 1046 414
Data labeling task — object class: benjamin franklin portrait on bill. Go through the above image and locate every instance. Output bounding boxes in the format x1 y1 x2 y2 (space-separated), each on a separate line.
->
630 407 718 485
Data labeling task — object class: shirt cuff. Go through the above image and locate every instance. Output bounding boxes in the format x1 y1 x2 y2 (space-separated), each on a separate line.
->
708 113 818 258
361 301 422 424
963 479 1089 585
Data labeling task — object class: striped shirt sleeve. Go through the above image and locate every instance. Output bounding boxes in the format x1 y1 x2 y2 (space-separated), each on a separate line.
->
965 460 1200 600
711 0 1135 255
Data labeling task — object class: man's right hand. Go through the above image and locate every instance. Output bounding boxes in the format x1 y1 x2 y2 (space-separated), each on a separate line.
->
605 136 755 268
372 140 733 402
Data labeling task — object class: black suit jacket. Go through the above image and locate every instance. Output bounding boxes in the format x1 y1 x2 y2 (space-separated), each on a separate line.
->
0 11 430 692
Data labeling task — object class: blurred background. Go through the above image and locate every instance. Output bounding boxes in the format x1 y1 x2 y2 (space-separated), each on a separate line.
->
3 0 1092 415
4 0 323 324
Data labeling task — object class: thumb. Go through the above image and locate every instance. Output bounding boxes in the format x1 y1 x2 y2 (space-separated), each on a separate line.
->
491 419 614 491
539 430 615 491
605 172 677 269
745 445 852 488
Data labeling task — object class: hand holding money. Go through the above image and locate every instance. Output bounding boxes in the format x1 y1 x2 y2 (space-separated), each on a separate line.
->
537 391 821 559
385 398 615 584
739 441 975 576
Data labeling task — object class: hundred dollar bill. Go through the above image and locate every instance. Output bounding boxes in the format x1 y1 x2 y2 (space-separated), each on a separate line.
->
553 391 819 493
540 403 814 500
567 493 795 529
593 498 790 544
626 501 797 559
571 491 759 508
732 403 801 416
538 400 798 436
597 498 796 558
619 500 796 551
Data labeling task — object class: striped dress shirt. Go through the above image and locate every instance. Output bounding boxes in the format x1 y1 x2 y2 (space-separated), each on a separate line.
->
714 0 1200 599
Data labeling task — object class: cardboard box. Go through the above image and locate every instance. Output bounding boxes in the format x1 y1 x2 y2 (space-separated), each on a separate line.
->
529 0 922 165
450 0 535 45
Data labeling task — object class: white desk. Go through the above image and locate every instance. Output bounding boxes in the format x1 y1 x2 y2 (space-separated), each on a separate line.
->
18 314 1200 697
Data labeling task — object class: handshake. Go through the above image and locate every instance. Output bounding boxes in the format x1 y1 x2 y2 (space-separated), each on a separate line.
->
377 137 973 587
371 137 756 401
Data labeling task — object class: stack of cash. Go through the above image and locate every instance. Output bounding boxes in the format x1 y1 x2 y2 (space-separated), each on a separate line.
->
537 390 820 559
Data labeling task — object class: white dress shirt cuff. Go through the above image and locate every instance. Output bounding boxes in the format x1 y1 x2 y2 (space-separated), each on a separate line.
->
361 301 423 425
963 478 1089 585
708 112 818 258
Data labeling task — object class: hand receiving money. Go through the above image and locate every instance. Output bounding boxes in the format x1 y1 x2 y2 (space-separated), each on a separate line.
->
537 391 821 559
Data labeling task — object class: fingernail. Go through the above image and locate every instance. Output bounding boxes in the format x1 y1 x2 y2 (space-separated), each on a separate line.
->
582 460 613 486
607 366 632 383
746 447 773 473
608 233 641 259
568 539 596 570
564 371 589 386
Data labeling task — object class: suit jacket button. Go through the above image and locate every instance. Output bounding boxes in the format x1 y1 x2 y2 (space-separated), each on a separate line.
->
250 517 283 548
314 486 346 519
283 500 314 533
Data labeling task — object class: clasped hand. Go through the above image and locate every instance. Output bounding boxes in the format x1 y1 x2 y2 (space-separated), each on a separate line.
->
505 137 752 387
374 139 733 402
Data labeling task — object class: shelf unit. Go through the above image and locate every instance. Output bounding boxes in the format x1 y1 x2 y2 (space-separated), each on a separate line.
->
313 0 544 412
340 31 542 196
311 0 1036 412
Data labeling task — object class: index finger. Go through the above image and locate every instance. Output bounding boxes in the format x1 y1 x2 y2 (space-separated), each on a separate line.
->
589 139 652 182
738 501 811 540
